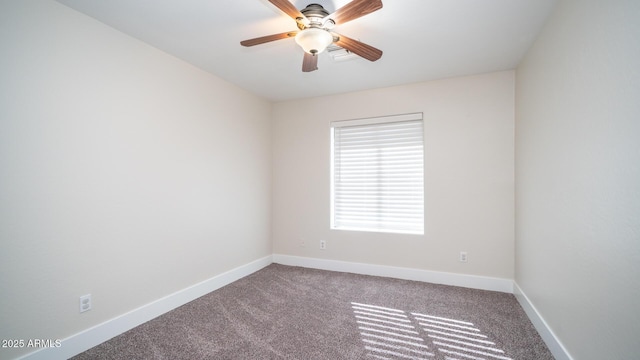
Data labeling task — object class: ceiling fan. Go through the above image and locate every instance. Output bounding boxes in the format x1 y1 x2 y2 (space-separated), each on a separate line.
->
240 0 383 72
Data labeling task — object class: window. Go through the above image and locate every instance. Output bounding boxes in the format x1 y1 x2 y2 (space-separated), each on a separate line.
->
331 113 424 235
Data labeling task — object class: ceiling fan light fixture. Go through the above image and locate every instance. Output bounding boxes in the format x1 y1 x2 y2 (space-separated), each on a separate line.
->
295 28 333 55
240 0 384 72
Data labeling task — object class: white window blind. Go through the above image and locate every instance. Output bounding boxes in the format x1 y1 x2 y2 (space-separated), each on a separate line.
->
331 113 424 234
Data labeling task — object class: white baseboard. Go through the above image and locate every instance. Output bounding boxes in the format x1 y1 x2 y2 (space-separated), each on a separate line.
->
273 254 514 293
18 255 567 360
513 282 573 360
19 255 273 360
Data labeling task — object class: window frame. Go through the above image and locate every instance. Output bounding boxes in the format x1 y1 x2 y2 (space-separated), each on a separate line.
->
330 113 425 235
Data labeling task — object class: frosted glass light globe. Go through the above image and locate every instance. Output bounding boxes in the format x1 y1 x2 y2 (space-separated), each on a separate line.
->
295 28 333 55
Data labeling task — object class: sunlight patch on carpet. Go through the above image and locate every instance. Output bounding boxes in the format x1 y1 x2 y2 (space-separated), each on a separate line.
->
352 302 513 360
352 302 435 359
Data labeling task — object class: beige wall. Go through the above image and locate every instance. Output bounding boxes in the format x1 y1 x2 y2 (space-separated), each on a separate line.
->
272 71 515 279
0 1 271 358
515 0 640 358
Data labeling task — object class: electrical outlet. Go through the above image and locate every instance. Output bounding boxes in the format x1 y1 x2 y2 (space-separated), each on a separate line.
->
79 294 92 313
320 240 326 250
459 251 468 263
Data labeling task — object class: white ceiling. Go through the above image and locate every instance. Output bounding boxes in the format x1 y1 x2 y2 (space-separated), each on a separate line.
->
56 0 557 102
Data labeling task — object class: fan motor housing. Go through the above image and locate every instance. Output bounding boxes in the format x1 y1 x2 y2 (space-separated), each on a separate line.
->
301 4 329 19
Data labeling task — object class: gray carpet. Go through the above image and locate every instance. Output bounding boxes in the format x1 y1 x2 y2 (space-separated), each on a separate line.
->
72 264 553 359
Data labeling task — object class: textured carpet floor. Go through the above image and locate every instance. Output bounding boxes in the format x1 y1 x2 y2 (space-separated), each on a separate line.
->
72 264 553 359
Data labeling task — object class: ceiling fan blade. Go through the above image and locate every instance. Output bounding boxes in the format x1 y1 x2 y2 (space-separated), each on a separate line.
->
302 53 318 72
327 0 382 25
268 0 306 21
334 34 383 62
240 31 298 47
